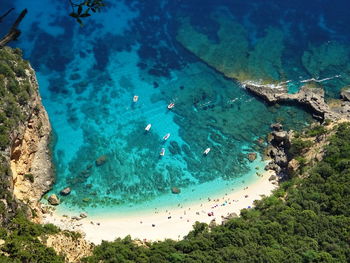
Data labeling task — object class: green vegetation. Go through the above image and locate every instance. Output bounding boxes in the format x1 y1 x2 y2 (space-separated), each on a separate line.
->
288 138 313 157
0 47 32 150
305 125 327 137
69 0 105 25
0 212 64 263
0 47 64 262
83 123 350 262
23 173 34 183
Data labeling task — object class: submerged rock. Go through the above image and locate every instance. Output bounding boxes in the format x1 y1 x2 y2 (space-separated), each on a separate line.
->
60 187 71 196
48 194 60 205
247 152 257 162
171 187 181 194
95 155 108 166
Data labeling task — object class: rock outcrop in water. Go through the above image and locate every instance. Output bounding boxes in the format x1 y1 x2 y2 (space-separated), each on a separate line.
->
244 82 350 121
265 123 291 175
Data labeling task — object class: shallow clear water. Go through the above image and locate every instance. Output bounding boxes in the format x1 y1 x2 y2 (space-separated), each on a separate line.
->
5 0 350 213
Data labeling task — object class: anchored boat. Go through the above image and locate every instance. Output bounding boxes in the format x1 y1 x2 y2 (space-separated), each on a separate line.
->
203 147 211 155
163 133 170 140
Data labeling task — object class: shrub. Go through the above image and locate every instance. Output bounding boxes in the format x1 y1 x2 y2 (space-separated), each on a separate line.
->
24 174 34 183
305 125 327 137
0 64 14 78
289 138 313 157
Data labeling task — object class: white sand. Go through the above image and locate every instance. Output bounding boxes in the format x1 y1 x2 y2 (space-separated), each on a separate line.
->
43 170 277 244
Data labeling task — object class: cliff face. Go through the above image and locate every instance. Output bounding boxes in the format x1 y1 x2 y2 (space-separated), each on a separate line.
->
0 47 53 222
10 64 53 220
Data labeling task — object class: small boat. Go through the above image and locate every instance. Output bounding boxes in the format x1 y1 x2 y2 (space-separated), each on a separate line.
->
160 148 165 156
163 133 170 140
203 147 211 155
133 95 139 102
145 124 151 131
167 103 175 109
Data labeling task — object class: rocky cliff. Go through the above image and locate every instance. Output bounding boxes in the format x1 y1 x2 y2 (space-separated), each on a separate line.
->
9 64 53 221
0 47 53 222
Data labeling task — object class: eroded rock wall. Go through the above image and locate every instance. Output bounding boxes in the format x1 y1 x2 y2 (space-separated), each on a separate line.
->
9 65 53 220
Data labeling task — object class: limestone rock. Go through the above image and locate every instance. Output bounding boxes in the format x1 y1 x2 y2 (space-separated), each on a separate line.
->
48 194 60 205
95 155 108 166
288 159 300 173
171 187 181 194
340 88 350 102
60 187 71 196
43 232 94 263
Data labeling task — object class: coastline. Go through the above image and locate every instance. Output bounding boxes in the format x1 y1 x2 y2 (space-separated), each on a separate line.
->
43 168 277 244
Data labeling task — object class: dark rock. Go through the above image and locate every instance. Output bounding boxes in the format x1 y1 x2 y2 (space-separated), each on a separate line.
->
95 155 108 166
48 194 60 205
60 187 71 196
247 152 257 162
268 174 277 181
80 212 87 218
271 123 283 132
171 187 181 194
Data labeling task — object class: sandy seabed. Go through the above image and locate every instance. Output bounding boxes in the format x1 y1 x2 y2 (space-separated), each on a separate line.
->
43 169 277 244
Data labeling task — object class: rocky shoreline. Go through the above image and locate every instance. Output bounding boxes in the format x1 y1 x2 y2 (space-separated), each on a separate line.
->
243 82 350 122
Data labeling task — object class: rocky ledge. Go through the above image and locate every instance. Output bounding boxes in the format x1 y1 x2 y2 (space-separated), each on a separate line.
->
244 82 350 121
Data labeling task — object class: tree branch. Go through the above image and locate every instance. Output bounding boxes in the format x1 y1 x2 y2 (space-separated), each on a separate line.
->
0 8 14 23
0 9 27 48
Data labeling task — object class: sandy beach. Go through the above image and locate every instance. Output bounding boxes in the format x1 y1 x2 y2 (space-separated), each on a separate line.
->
43 169 277 244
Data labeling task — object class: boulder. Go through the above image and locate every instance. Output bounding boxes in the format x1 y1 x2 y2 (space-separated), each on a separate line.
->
288 159 300 173
269 174 277 181
272 131 289 145
340 88 350 101
171 187 181 194
80 212 87 219
247 152 257 162
271 123 283 132
95 155 108 166
48 194 60 205
60 187 71 196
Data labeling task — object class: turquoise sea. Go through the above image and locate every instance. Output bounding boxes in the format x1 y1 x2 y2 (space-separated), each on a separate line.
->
3 0 350 215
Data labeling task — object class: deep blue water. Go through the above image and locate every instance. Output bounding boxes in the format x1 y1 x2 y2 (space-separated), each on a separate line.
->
3 0 350 213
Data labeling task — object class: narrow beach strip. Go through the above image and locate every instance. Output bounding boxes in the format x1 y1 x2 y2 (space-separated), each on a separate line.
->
43 170 277 244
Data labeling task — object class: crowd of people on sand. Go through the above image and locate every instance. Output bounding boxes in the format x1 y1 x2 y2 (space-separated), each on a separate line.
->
139 185 254 228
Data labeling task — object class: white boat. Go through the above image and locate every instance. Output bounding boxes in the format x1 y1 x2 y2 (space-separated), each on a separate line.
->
145 124 151 131
203 147 211 155
160 148 165 156
167 103 175 109
163 133 170 140
133 95 139 102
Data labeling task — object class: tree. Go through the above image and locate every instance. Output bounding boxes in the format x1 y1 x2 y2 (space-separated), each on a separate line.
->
0 0 106 48
69 0 106 25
